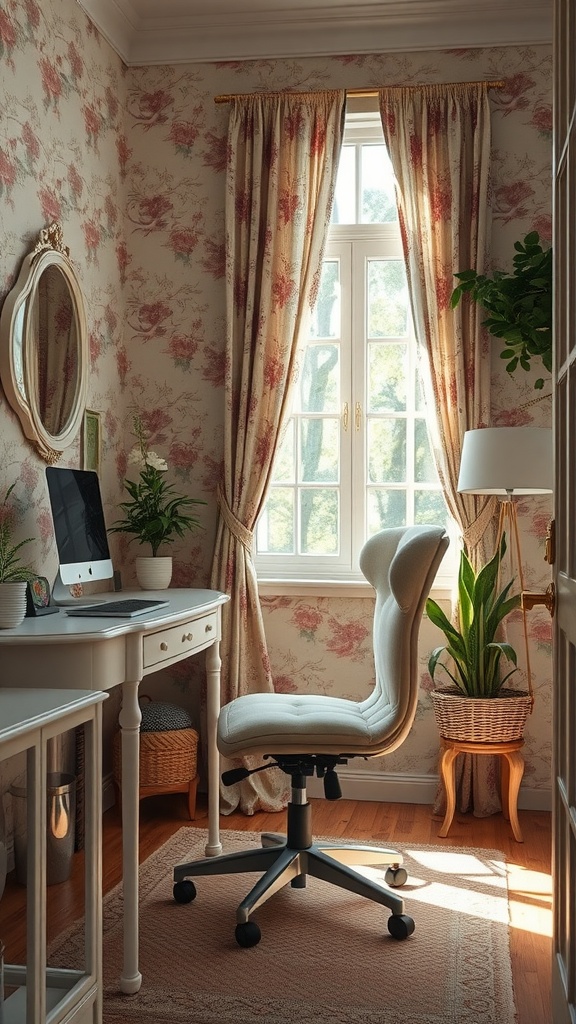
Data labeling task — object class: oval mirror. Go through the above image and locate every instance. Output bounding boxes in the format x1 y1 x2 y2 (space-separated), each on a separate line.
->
0 223 87 463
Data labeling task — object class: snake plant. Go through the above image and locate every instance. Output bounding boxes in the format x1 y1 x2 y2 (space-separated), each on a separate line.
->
426 535 521 698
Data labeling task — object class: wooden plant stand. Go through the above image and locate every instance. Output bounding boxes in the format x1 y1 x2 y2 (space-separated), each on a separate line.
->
438 738 525 842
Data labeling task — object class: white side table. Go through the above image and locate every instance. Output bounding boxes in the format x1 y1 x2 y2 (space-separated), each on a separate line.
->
0 688 107 1024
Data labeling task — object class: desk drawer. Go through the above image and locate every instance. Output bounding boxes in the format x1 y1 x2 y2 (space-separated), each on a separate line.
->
143 612 218 669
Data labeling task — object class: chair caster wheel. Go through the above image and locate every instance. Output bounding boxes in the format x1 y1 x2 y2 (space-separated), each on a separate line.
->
385 866 408 887
235 921 261 947
387 914 415 940
173 880 197 904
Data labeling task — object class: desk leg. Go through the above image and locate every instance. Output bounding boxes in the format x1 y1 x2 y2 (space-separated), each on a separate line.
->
205 640 222 857
118 680 143 994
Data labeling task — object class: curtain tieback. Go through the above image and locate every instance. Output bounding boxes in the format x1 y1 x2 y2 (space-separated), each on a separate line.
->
462 496 498 552
216 483 254 551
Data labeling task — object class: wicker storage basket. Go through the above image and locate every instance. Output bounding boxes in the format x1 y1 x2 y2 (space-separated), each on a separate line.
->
430 687 533 743
113 727 199 788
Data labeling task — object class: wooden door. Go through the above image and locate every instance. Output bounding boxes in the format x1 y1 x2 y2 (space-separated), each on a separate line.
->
552 1 576 1020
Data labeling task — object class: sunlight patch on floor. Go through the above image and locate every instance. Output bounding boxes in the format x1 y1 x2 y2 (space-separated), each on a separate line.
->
507 862 553 938
360 848 554 936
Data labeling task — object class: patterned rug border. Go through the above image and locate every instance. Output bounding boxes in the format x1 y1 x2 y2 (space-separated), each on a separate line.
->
50 827 517 1024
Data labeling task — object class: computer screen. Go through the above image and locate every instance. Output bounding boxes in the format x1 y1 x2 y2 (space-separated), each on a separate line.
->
46 466 114 587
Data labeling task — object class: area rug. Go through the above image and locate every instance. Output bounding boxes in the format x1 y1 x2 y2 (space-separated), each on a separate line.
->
49 828 517 1024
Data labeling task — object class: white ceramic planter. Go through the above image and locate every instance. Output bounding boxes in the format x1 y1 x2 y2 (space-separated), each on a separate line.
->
135 556 173 590
0 581 28 628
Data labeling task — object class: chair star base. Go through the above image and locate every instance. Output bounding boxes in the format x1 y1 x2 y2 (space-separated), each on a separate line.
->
173 780 414 945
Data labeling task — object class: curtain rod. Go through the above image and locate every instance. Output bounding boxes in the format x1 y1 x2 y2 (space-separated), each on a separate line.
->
214 81 505 104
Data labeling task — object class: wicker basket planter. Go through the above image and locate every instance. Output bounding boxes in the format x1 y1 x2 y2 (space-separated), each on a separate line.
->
430 687 533 743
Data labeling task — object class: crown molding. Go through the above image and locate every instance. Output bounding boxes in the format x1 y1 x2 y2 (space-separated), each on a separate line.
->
77 0 552 66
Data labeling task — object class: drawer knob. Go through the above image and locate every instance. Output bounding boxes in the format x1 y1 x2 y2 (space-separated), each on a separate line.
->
160 642 168 651
205 623 213 633
183 632 193 642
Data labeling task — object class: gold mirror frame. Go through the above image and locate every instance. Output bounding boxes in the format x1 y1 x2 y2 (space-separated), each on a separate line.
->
0 223 88 463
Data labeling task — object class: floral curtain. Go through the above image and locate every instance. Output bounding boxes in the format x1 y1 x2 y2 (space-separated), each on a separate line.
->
211 90 346 814
379 82 500 816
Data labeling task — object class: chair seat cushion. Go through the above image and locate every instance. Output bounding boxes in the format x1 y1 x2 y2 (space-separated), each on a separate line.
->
217 691 392 758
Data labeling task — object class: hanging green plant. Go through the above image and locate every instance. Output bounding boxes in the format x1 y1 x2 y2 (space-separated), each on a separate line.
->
451 231 552 390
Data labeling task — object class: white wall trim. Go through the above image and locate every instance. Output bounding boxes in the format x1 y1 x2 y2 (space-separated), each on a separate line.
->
103 766 551 815
78 0 552 66
305 765 552 812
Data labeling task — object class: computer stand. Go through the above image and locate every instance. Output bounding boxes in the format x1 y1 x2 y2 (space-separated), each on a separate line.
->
51 569 110 607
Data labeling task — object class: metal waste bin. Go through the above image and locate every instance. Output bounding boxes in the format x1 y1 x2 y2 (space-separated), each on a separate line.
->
10 772 77 886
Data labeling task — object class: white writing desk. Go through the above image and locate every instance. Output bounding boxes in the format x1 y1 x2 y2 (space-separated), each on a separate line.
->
0 588 229 995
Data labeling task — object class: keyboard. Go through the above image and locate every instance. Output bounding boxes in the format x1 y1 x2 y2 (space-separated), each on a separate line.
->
65 598 170 618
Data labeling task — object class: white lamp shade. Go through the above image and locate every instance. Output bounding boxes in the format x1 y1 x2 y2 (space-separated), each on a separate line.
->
457 427 553 495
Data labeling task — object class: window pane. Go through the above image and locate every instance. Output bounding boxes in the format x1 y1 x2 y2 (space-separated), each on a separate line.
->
367 489 406 532
300 489 339 553
368 419 406 482
332 145 355 224
368 342 407 412
367 260 409 337
414 418 438 483
300 418 339 482
299 344 340 413
415 490 448 527
309 260 340 340
257 489 294 553
361 145 398 223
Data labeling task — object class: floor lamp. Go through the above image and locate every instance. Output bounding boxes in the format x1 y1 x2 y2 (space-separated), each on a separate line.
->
457 426 554 699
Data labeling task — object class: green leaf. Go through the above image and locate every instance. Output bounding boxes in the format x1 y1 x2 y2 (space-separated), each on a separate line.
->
453 231 552 389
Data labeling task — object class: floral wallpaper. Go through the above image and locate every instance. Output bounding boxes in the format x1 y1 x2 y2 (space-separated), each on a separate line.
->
0 0 553 804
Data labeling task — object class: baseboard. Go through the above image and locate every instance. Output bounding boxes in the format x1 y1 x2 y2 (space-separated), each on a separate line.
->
304 766 552 812
102 767 551 814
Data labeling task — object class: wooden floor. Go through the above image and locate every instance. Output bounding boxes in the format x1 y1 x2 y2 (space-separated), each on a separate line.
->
0 794 552 1023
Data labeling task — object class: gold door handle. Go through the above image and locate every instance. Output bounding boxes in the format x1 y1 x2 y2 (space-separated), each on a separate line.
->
355 402 362 431
545 519 555 564
342 403 349 431
521 583 556 617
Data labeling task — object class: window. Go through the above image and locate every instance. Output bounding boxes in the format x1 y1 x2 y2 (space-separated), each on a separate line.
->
256 109 455 583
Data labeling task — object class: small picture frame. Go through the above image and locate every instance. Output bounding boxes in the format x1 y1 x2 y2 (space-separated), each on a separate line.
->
83 410 102 474
26 575 59 616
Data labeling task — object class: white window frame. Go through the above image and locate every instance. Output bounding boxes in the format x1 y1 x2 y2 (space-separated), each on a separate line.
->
255 112 458 592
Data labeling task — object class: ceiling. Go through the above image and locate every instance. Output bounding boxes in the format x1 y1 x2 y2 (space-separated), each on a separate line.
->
79 0 552 66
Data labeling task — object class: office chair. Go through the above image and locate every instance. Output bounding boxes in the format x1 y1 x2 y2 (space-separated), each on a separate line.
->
173 525 449 947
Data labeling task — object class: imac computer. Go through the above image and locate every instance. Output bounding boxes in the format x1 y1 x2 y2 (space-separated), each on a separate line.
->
46 466 114 604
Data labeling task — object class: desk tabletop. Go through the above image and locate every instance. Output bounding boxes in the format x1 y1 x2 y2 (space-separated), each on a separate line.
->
0 588 228 645
0 687 107 742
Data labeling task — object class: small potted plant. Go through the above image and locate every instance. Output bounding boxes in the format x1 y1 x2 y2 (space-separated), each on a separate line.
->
425 536 532 742
0 482 34 628
109 417 205 590
451 231 552 390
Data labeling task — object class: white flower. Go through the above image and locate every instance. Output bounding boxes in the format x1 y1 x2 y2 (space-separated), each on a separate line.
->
145 451 168 472
127 447 168 472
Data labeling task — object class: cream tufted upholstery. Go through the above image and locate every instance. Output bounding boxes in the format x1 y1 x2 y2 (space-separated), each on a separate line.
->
174 525 449 947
